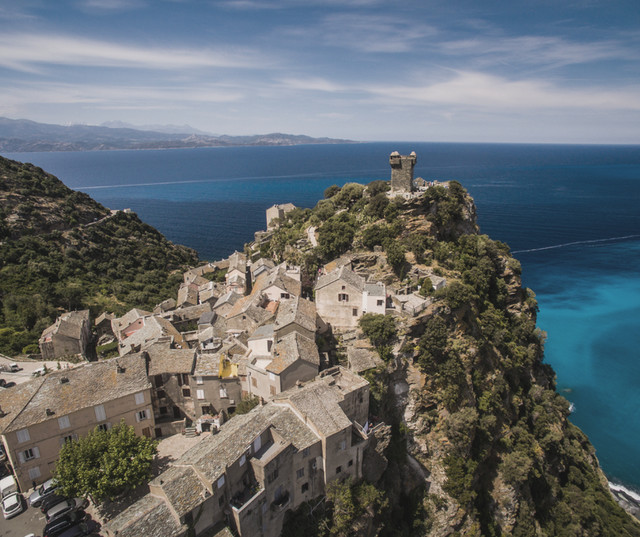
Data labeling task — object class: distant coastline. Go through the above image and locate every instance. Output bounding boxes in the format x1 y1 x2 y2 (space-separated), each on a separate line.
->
0 116 355 152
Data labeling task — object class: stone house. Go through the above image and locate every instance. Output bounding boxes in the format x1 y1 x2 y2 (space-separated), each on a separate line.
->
94 312 115 338
104 366 369 537
0 353 154 491
266 202 296 229
245 331 319 402
212 291 242 318
116 314 185 356
225 251 248 295
315 266 387 330
191 352 242 424
257 268 302 302
146 343 198 437
176 282 199 308
111 308 151 341
38 310 91 360
273 296 317 341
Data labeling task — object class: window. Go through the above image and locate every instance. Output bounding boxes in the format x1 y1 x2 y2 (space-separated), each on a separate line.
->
302 447 310 458
217 476 225 489
251 377 257 388
94 405 106 422
219 386 228 398
20 447 40 462
253 435 262 452
267 468 279 484
154 374 164 387
28 467 41 480
339 440 346 451
377 299 384 306
196 376 203 385
182 388 191 397
196 389 205 400
341 285 346 290
296 468 304 479
335 466 342 474
268 372 275 381
97 423 110 432
159 406 168 415
280 292 290 299
157 390 166 399
16 428 30 444
338 293 349 302
182 373 190 385
136 410 148 422
352 308 358 316
135 392 145 405
301 482 309 493
61 434 77 445
58 416 70 430
348 459 353 467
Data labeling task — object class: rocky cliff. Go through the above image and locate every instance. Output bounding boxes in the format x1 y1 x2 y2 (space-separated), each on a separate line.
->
266 181 640 536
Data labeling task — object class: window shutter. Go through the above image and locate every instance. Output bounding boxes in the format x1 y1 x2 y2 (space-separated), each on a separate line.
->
135 392 145 405
95 405 106 421
18 451 25 464
17 428 30 443
58 416 70 429
197 390 205 400
33 446 40 459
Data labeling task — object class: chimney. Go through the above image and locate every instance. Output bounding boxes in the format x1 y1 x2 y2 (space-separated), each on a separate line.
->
46 408 55 416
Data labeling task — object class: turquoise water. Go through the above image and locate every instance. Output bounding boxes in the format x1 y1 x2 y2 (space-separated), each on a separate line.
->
4 142 640 490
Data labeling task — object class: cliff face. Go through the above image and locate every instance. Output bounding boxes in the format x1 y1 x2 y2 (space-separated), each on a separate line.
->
267 181 640 536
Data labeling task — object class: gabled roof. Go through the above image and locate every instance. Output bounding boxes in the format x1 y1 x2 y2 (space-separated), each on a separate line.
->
248 323 275 341
212 291 241 310
364 282 385 296
268 332 319 375
112 308 152 334
146 343 196 377
261 268 301 297
274 297 316 334
0 353 151 433
104 494 185 537
315 265 364 292
40 310 89 342
347 346 383 373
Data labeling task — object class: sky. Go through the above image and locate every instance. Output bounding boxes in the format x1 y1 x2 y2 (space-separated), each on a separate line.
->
1 0 639 143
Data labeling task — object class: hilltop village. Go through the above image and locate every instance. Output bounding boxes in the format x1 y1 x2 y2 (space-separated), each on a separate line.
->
3 150 638 537
0 153 447 536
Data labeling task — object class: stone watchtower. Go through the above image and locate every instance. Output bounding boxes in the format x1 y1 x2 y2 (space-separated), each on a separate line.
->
389 151 417 192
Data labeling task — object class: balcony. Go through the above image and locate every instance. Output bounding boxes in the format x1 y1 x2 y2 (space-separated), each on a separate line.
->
270 491 290 513
230 482 264 513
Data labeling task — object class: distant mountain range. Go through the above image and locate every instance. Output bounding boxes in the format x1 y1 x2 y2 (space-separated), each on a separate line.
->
0 117 354 152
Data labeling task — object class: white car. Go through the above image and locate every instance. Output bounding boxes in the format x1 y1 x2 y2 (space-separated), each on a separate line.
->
2 491 24 519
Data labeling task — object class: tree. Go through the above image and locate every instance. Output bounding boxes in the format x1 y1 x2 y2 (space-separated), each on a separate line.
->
359 313 396 350
54 420 158 503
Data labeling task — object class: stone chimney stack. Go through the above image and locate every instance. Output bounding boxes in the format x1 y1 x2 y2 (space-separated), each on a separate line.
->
389 151 417 193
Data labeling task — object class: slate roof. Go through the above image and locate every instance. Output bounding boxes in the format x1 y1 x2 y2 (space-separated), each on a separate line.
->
364 282 385 296
347 346 383 373
40 310 89 342
193 353 220 377
213 291 242 310
268 332 319 374
274 297 316 334
198 311 217 325
1 353 151 433
248 324 275 341
119 316 184 354
146 343 196 376
150 465 208 518
315 265 364 292
104 493 186 537
261 269 302 297
112 308 151 335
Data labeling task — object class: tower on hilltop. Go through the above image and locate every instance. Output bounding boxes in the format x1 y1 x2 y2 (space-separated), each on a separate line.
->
389 151 417 192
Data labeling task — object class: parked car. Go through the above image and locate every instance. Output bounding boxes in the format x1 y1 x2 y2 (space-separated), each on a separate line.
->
40 493 67 513
29 478 58 507
45 497 88 522
57 520 100 537
0 474 18 498
2 491 25 519
43 508 86 537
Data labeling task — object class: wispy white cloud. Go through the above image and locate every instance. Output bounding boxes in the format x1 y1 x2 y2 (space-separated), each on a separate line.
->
76 0 147 11
439 35 635 69
368 71 640 110
278 77 347 92
0 82 244 110
0 33 268 72
283 13 435 53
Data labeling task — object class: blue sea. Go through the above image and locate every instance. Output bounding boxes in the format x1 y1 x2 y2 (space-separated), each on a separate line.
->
5 142 640 493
